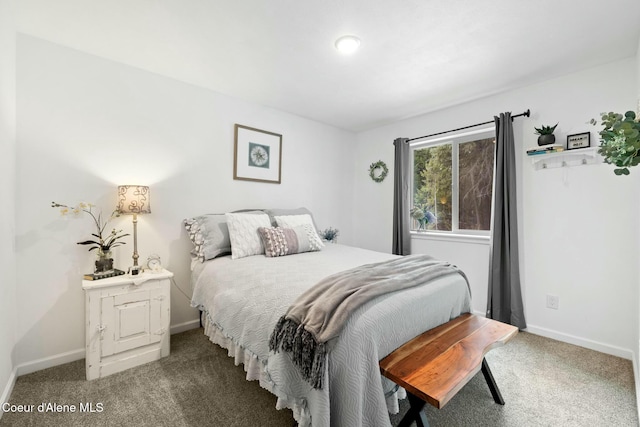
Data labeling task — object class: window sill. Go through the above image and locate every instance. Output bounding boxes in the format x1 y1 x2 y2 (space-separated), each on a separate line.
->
410 231 490 245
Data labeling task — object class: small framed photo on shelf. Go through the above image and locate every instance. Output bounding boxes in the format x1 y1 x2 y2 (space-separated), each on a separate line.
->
567 132 590 150
233 124 282 184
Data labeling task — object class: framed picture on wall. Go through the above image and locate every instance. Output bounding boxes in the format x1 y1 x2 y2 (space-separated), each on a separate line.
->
233 124 282 184
566 132 590 150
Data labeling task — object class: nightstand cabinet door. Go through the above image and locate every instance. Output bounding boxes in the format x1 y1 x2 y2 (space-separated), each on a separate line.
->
100 288 165 357
83 270 172 380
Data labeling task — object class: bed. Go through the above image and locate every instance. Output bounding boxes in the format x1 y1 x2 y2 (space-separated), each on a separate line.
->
186 210 471 427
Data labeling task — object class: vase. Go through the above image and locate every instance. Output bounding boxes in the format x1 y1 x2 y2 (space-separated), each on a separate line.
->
537 134 556 146
95 249 114 273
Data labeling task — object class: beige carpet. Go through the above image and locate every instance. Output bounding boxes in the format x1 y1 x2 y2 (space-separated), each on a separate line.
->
1 328 637 427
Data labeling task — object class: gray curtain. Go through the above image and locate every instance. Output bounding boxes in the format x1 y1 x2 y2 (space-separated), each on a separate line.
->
487 113 527 329
392 138 410 255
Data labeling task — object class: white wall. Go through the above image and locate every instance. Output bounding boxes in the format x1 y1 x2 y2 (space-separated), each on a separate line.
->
9 21 640 387
520 59 638 358
354 57 640 359
15 35 356 367
0 0 17 410
636 35 640 416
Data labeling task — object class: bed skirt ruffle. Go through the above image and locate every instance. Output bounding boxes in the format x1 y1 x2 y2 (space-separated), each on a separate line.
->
202 312 312 426
200 310 406 426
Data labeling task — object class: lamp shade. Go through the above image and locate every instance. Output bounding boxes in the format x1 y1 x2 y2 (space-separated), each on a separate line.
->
117 185 151 215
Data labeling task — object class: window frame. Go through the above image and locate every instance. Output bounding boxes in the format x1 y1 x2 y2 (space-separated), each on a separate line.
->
410 127 495 237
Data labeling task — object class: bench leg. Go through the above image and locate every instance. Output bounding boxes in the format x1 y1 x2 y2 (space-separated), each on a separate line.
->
398 392 430 427
481 358 504 405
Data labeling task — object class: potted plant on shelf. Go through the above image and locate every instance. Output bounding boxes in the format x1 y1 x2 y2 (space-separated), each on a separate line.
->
534 123 558 146
590 111 640 175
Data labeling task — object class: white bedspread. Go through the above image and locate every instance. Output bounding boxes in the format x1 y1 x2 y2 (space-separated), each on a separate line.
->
191 244 471 427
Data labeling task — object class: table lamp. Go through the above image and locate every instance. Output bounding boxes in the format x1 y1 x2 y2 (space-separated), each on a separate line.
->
117 185 151 272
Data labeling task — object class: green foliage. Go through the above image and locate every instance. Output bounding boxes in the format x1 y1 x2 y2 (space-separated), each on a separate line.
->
413 138 494 232
410 206 425 221
368 161 388 182
320 227 339 242
594 111 640 175
413 144 452 231
534 123 558 135
51 202 128 252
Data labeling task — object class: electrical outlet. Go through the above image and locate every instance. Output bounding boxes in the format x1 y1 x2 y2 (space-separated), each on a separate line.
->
546 295 559 310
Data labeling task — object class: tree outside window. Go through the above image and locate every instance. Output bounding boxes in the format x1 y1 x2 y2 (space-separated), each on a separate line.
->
412 132 494 233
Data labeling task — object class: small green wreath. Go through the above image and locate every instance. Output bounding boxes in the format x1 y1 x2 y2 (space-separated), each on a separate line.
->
369 160 389 183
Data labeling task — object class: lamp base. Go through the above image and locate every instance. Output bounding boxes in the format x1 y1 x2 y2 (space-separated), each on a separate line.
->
128 265 142 276
132 213 139 267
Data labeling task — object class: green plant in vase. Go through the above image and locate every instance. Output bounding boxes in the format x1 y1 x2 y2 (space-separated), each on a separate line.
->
534 123 558 146
320 227 340 243
51 202 129 272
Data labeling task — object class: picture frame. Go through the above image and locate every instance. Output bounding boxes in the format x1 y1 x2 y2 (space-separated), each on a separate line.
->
566 132 590 150
233 124 282 184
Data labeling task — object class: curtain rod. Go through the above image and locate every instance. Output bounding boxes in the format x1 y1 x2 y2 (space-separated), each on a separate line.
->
406 109 530 143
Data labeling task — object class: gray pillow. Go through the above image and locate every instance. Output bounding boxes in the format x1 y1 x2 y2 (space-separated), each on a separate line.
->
263 207 318 230
184 214 231 261
184 210 312 262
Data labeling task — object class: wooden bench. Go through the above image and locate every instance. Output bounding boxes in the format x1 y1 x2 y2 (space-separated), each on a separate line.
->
379 313 518 427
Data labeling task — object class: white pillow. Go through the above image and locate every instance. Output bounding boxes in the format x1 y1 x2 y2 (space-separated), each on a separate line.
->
274 214 324 248
225 212 272 259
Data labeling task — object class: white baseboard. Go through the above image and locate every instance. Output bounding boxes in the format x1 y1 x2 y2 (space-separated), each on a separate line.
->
16 349 85 377
471 310 633 360
0 318 199 419
0 367 17 420
6 320 199 386
522 324 633 360
170 319 200 335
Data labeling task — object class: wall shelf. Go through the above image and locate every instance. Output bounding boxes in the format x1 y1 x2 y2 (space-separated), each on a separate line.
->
529 147 599 170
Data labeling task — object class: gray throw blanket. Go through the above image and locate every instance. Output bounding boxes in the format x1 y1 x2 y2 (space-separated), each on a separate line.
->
269 255 468 389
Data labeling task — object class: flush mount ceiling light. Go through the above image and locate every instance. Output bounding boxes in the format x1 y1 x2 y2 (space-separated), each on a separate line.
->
335 35 361 54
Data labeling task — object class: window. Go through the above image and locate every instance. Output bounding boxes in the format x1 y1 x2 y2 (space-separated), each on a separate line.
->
411 129 495 234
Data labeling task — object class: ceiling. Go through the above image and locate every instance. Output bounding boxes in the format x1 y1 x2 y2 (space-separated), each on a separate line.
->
16 0 640 132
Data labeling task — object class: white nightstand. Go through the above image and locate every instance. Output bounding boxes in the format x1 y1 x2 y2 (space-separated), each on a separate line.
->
82 269 172 380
